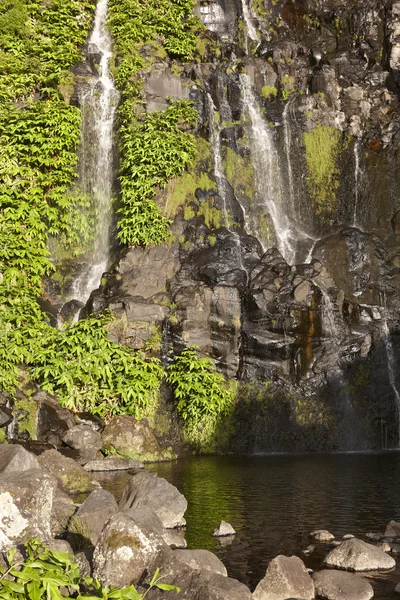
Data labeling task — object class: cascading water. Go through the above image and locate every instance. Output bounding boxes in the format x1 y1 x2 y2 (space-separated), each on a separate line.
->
71 0 118 304
240 74 296 264
206 94 246 273
352 137 366 227
240 0 258 46
382 316 400 445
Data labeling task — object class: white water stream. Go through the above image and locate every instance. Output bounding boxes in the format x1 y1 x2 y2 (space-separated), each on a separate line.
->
382 317 400 446
71 0 118 304
240 0 258 46
240 74 296 264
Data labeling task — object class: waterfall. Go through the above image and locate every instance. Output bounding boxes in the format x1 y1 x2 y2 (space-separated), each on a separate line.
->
206 94 245 272
71 0 118 304
352 137 366 227
240 74 296 264
382 317 400 445
240 0 258 45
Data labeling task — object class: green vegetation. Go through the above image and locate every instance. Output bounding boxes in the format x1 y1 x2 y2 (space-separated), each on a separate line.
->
303 125 347 214
0 539 179 599
261 85 278 99
281 75 295 100
167 346 234 447
225 147 255 202
107 0 202 246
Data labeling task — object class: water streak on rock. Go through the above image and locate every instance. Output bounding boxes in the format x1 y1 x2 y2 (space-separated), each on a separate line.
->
72 0 118 304
240 0 258 45
382 317 400 446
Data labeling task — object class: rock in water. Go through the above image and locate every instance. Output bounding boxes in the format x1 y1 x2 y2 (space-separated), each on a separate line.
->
253 555 314 600
310 529 335 542
324 538 396 571
385 520 400 537
174 549 227 576
313 570 373 600
212 520 236 537
119 470 187 528
83 457 144 471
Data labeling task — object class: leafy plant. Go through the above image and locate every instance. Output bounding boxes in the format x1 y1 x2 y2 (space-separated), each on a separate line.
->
166 346 234 446
0 539 179 599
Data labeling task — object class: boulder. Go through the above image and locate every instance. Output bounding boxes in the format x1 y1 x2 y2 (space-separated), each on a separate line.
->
0 444 39 474
102 416 174 462
50 488 77 537
0 407 12 428
62 423 103 462
84 457 144 472
324 538 396 571
93 513 165 588
0 469 57 549
313 570 374 600
385 520 400 537
253 555 315 600
123 505 186 548
212 520 236 537
74 489 119 545
194 571 253 600
310 529 335 542
119 471 187 529
38 449 100 495
36 394 76 446
174 549 227 576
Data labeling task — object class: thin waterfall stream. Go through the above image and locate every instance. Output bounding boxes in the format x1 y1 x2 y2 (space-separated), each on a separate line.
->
240 0 258 46
71 0 118 304
382 316 400 445
240 74 296 264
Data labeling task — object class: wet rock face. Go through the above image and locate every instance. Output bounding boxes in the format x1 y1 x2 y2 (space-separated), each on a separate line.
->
94 0 400 454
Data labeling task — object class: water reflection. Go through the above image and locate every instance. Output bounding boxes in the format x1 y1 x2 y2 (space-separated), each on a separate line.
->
148 453 400 597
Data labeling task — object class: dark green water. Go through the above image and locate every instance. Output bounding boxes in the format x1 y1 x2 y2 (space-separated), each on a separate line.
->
148 453 400 597
98 452 400 597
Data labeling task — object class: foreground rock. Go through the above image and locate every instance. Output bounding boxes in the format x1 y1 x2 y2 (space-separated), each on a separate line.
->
74 489 119 545
324 538 396 571
119 471 187 528
253 555 314 600
62 423 103 462
174 549 227 576
313 570 374 600
93 513 165 588
212 520 236 537
0 469 57 549
123 505 187 548
0 444 39 474
38 449 100 495
385 520 400 537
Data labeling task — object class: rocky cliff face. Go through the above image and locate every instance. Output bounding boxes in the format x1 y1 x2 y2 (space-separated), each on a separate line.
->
97 0 400 452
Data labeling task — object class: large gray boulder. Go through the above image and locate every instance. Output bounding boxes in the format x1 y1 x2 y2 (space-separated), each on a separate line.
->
50 488 77 537
174 549 227 576
62 423 103 462
123 505 186 548
0 469 57 550
253 555 315 600
38 449 100 495
74 489 119 545
101 416 174 462
313 570 374 600
0 444 39 474
93 513 165 588
119 471 187 528
324 538 396 571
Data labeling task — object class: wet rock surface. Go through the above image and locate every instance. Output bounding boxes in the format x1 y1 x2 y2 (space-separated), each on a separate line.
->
324 538 396 572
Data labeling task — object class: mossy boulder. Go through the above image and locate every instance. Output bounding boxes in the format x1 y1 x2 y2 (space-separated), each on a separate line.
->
102 416 176 462
38 449 100 495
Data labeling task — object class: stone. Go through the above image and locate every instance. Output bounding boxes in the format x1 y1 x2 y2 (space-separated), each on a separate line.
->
101 416 174 462
378 542 391 552
93 513 165 588
174 549 227 576
83 457 144 472
75 489 119 545
0 469 57 549
324 538 396 571
212 520 236 537
194 571 253 600
0 407 12 429
75 550 93 578
51 488 77 537
303 545 315 556
119 471 187 529
385 520 400 537
310 529 335 542
253 555 314 600
389 542 400 554
62 423 103 462
343 534 355 539
365 532 383 541
0 444 39 474
38 449 100 495
36 394 76 447
313 570 373 600
123 505 186 548
294 280 312 304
